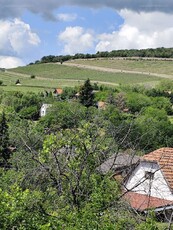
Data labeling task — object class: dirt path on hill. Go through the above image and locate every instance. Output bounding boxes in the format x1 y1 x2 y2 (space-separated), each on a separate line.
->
5 71 118 86
62 62 173 79
6 61 173 85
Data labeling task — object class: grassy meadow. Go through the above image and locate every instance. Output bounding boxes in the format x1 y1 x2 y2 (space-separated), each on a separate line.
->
69 58 173 75
0 71 81 93
0 59 171 92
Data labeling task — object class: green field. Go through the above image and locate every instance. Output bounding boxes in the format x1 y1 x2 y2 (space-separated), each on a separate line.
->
0 70 81 93
69 58 173 75
0 60 170 92
10 63 161 82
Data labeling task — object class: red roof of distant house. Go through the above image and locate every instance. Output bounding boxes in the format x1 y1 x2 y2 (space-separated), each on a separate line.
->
142 148 173 190
124 191 173 211
97 101 106 109
55 88 63 95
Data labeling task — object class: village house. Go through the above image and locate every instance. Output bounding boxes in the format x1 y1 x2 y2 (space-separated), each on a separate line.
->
53 88 63 96
40 104 52 117
124 148 173 221
98 151 140 180
99 148 173 221
96 101 107 110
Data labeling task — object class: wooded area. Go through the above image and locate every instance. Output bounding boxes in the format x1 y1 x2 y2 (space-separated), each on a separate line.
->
32 47 173 65
1 78 173 229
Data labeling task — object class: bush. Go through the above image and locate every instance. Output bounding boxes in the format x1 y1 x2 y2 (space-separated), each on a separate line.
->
18 105 39 120
15 79 20 84
0 80 3 85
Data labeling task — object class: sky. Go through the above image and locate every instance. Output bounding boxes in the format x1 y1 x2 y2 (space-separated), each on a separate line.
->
1 0 173 68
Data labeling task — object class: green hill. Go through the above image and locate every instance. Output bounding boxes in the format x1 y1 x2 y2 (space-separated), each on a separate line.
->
1 58 173 92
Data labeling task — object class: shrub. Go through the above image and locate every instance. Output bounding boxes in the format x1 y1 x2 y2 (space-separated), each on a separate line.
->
15 79 20 84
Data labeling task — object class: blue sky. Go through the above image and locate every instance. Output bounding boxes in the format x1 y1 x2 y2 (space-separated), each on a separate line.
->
1 0 173 68
22 7 123 59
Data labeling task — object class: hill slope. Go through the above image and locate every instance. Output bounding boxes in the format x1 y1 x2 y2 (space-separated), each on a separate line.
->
1 58 172 92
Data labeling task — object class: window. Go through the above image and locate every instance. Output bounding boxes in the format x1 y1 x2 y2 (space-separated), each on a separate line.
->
145 171 154 180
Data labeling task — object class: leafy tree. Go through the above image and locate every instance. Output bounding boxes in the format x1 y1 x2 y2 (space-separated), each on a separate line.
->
59 87 77 100
126 92 152 113
2 105 164 228
39 101 86 131
0 183 55 230
79 79 94 107
15 79 20 84
0 112 10 164
106 91 116 105
8 115 44 153
135 107 173 151
18 105 39 120
1 91 42 120
10 121 139 229
94 90 110 102
115 92 127 111
151 96 172 115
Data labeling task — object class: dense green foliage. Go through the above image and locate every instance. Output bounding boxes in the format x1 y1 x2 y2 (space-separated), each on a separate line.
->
39 101 86 130
79 78 94 107
1 78 173 228
0 112 10 165
33 47 173 64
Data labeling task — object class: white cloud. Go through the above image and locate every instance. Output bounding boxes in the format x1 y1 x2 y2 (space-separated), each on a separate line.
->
56 13 77 22
0 18 40 57
58 26 95 54
0 18 41 67
0 56 25 69
96 10 173 51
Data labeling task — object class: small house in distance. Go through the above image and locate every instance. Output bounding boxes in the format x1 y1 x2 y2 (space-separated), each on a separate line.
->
96 101 106 110
40 104 52 117
15 79 21 85
53 88 63 96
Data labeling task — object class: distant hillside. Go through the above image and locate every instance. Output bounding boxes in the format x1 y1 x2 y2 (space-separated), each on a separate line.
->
66 58 173 76
31 47 173 65
1 57 173 93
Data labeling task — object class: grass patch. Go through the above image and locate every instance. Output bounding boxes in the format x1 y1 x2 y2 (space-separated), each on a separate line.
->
0 61 167 92
69 58 173 75
10 63 161 84
0 73 81 93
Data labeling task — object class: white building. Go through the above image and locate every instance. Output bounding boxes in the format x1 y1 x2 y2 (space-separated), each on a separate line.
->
124 148 173 216
40 104 52 117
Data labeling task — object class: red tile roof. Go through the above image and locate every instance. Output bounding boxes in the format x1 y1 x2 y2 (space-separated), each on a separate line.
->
55 88 63 95
124 191 173 211
97 101 106 109
142 148 173 190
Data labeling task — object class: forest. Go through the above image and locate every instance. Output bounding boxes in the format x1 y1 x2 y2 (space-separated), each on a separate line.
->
1 78 173 229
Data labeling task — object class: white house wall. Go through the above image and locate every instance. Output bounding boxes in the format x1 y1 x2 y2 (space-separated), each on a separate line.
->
125 161 173 200
40 104 52 117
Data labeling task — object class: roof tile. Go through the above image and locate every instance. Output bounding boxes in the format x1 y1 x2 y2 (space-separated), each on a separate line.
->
124 191 173 211
142 148 173 190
